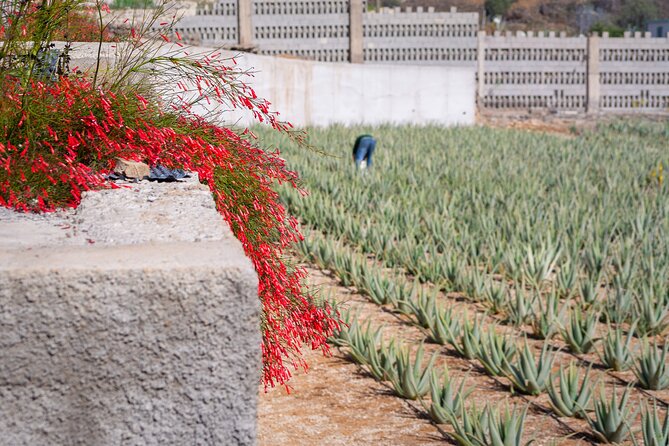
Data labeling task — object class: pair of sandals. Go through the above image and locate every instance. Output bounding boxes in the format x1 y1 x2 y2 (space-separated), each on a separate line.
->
106 165 190 183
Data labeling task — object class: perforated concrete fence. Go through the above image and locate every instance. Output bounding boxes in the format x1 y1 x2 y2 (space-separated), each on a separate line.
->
252 0 353 62
598 33 669 112
363 6 478 66
478 31 669 113
478 31 588 110
173 0 669 115
174 1 478 64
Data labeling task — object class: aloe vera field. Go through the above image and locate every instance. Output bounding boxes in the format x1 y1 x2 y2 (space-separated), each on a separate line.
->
257 121 669 446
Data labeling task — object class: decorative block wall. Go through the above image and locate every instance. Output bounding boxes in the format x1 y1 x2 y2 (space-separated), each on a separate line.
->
172 1 669 114
480 31 587 110
599 32 669 111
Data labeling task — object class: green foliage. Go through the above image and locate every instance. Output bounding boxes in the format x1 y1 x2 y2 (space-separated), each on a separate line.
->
476 329 517 377
560 306 599 354
633 340 669 390
641 402 669 446
590 22 625 38
110 0 155 8
345 319 383 366
424 303 462 346
483 280 507 313
633 287 669 337
598 324 636 371
616 0 658 30
502 339 556 395
479 403 532 446
450 404 487 446
262 121 669 386
583 386 638 444
366 337 400 382
428 367 471 424
485 0 515 18
505 283 537 327
449 314 484 360
448 402 532 446
388 343 438 400
530 289 562 340
547 361 595 418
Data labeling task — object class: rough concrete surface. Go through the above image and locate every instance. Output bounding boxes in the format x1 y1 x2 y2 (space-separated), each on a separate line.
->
0 178 260 446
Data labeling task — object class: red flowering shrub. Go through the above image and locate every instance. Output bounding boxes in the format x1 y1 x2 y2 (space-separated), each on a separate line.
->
0 0 339 389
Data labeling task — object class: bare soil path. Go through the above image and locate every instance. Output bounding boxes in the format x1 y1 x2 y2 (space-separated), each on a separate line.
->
258 267 591 446
257 268 444 446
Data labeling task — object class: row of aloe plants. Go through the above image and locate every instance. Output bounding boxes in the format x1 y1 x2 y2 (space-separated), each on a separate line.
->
257 122 669 441
303 230 669 443
300 232 669 395
264 124 669 342
330 301 669 445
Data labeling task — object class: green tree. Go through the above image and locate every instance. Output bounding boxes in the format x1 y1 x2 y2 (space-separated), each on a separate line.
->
485 0 515 18
616 0 658 30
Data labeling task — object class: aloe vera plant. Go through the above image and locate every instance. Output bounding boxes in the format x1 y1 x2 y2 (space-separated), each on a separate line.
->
557 259 578 299
345 319 383 366
502 339 556 395
633 288 669 337
598 324 635 371
641 401 669 446
449 314 484 360
476 329 517 377
366 337 399 382
409 288 438 329
449 404 486 446
328 306 356 347
603 285 634 325
427 367 472 424
530 289 562 340
560 306 599 354
483 281 507 314
583 385 638 444
479 403 533 446
388 342 438 400
425 304 461 345
547 361 595 418
523 241 560 287
505 283 537 327
579 277 600 308
633 339 669 390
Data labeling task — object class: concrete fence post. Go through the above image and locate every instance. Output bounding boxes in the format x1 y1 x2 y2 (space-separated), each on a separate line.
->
238 0 253 48
586 34 600 114
477 31 486 108
349 0 364 63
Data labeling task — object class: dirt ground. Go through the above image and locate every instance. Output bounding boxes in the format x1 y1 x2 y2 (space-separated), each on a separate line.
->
258 257 668 445
257 268 445 446
257 267 590 446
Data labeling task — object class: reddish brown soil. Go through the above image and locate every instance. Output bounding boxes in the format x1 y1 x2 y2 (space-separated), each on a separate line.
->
259 258 668 445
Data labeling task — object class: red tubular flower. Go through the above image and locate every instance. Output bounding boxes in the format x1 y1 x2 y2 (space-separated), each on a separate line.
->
0 76 338 389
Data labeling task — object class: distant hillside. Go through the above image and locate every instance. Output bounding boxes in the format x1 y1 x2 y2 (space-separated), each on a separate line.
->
378 0 669 35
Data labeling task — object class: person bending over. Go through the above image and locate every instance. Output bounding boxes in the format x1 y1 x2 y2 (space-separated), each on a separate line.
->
352 134 377 170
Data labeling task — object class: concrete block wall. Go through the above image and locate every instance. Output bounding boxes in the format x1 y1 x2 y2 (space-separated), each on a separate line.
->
479 31 588 110
363 6 478 65
60 41 475 127
478 30 669 113
212 48 476 127
173 1 478 65
599 32 669 111
0 179 261 445
179 0 237 46
252 0 354 62
172 0 669 114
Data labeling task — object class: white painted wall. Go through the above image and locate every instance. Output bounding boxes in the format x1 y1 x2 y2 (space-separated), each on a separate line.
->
222 51 476 127
65 43 476 127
